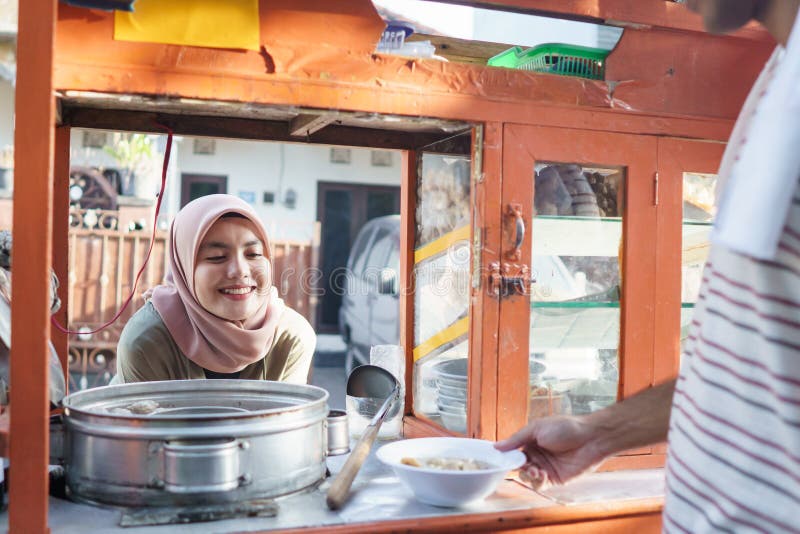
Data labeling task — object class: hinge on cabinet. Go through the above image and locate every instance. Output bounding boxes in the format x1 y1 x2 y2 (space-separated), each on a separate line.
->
653 171 659 206
488 261 535 298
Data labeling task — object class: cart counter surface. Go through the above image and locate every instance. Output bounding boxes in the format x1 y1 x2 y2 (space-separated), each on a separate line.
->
0 439 664 533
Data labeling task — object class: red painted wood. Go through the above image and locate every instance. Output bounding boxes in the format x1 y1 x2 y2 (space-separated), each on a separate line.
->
469 123 503 440
654 139 725 383
10 0 58 531
401 150 417 413
52 126 70 383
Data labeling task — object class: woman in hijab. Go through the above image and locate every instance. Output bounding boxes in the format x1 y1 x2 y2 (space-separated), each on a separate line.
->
114 194 316 384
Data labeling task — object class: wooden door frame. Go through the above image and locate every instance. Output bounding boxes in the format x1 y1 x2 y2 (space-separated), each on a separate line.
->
654 138 725 383
315 181 400 331
180 173 228 207
500 123 660 465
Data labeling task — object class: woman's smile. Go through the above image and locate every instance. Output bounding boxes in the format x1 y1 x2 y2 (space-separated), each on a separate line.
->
194 216 271 322
219 285 257 299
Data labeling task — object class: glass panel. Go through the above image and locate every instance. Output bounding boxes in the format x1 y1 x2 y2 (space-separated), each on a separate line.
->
413 150 471 434
681 172 718 351
529 163 624 420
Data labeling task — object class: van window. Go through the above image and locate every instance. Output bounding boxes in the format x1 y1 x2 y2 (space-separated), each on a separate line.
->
385 235 399 270
364 228 393 275
350 227 375 276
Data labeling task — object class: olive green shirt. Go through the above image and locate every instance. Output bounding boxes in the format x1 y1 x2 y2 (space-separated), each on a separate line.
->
113 301 316 384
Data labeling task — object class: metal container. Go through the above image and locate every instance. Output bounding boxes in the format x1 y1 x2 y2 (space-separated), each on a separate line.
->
326 409 349 455
54 380 329 507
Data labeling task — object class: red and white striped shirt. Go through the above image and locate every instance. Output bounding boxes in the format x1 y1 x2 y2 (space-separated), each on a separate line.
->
664 182 800 532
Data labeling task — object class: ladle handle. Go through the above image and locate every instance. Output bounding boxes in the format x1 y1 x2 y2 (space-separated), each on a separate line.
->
325 423 380 510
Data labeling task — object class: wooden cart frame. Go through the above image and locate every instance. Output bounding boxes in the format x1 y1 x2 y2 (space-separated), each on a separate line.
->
8 1 772 531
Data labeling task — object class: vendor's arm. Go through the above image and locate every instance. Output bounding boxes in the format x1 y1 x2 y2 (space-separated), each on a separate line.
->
114 302 184 383
265 307 316 384
496 379 675 487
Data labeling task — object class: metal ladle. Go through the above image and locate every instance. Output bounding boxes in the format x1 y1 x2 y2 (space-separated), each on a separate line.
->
325 365 400 510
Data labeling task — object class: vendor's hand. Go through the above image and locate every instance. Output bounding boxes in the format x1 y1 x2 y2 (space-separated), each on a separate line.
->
494 415 602 490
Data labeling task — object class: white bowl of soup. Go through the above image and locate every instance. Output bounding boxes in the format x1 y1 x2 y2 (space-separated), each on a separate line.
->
376 437 525 507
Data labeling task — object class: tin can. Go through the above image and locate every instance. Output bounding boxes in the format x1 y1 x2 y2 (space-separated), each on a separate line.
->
326 409 350 456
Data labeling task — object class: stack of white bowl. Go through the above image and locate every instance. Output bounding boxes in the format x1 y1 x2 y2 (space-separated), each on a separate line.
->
432 358 551 432
433 358 467 433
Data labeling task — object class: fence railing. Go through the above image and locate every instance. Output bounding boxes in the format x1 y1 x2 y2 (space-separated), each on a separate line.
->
67 208 320 390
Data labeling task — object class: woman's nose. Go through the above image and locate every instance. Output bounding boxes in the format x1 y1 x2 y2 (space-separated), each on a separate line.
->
227 253 249 278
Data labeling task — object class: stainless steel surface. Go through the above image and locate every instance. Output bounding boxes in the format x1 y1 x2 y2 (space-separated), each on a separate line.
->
10 457 667 533
163 438 240 493
326 410 349 456
59 380 329 507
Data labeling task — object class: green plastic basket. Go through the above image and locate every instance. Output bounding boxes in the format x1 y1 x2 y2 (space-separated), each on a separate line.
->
488 43 610 80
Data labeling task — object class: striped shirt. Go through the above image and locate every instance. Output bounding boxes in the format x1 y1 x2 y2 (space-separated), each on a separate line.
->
664 185 800 532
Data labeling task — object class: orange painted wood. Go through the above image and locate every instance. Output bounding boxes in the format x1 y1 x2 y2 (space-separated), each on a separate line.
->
607 25 773 122
268 499 663 533
496 125 535 440
401 150 417 413
468 123 503 441
403 415 457 439
52 126 71 383
10 0 58 532
499 124 659 440
53 4 765 125
654 139 725 383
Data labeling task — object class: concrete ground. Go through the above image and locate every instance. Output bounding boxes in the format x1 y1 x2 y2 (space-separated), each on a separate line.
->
309 333 347 410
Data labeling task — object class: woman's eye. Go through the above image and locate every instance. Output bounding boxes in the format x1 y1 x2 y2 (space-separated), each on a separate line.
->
206 255 226 262
247 251 264 259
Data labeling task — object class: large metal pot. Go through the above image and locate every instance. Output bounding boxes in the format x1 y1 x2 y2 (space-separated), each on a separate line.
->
52 380 329 507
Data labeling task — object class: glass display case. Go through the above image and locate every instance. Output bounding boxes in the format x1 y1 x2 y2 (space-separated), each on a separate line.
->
412 148 471 434
530 162 624 420
681 171 718 352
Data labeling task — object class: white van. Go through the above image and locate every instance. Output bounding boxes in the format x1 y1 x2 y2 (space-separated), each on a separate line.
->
338 215 401 373
338 215 593 373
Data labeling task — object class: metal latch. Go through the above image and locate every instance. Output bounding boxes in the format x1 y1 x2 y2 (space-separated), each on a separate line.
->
488 261 535 297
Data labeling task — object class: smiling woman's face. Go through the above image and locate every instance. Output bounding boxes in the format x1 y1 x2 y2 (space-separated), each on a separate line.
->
193 216 270 322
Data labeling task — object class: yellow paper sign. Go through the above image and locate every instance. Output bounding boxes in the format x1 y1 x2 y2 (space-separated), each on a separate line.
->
115 0 260 51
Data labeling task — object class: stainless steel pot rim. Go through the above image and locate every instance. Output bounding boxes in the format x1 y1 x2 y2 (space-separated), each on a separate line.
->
62 379 329 420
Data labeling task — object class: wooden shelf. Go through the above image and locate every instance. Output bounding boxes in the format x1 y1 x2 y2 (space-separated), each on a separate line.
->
406 33 515 65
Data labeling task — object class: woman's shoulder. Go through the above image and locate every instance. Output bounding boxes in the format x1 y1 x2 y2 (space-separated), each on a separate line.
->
119 301 172 348
275 307 316 343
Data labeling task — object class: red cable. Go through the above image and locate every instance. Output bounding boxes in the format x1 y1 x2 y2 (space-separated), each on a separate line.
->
51 123 174 336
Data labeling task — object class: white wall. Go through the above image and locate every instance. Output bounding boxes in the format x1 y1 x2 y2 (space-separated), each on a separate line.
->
69 131 402 242
177 138 401 241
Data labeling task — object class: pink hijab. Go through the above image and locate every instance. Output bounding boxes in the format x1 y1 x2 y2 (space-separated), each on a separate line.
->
151 194 286 373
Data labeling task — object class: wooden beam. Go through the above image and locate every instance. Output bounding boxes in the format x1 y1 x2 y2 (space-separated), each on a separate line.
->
61 107 447 150
11 0 58 531
289 113 337 137
400 150 416 415
52 126 71 384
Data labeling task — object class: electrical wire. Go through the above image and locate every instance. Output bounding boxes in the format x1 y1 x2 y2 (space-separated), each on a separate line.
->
51 122 174 336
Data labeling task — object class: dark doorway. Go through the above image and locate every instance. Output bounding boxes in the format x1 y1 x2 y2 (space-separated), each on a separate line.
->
181 173 228 207
317 182 400 331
